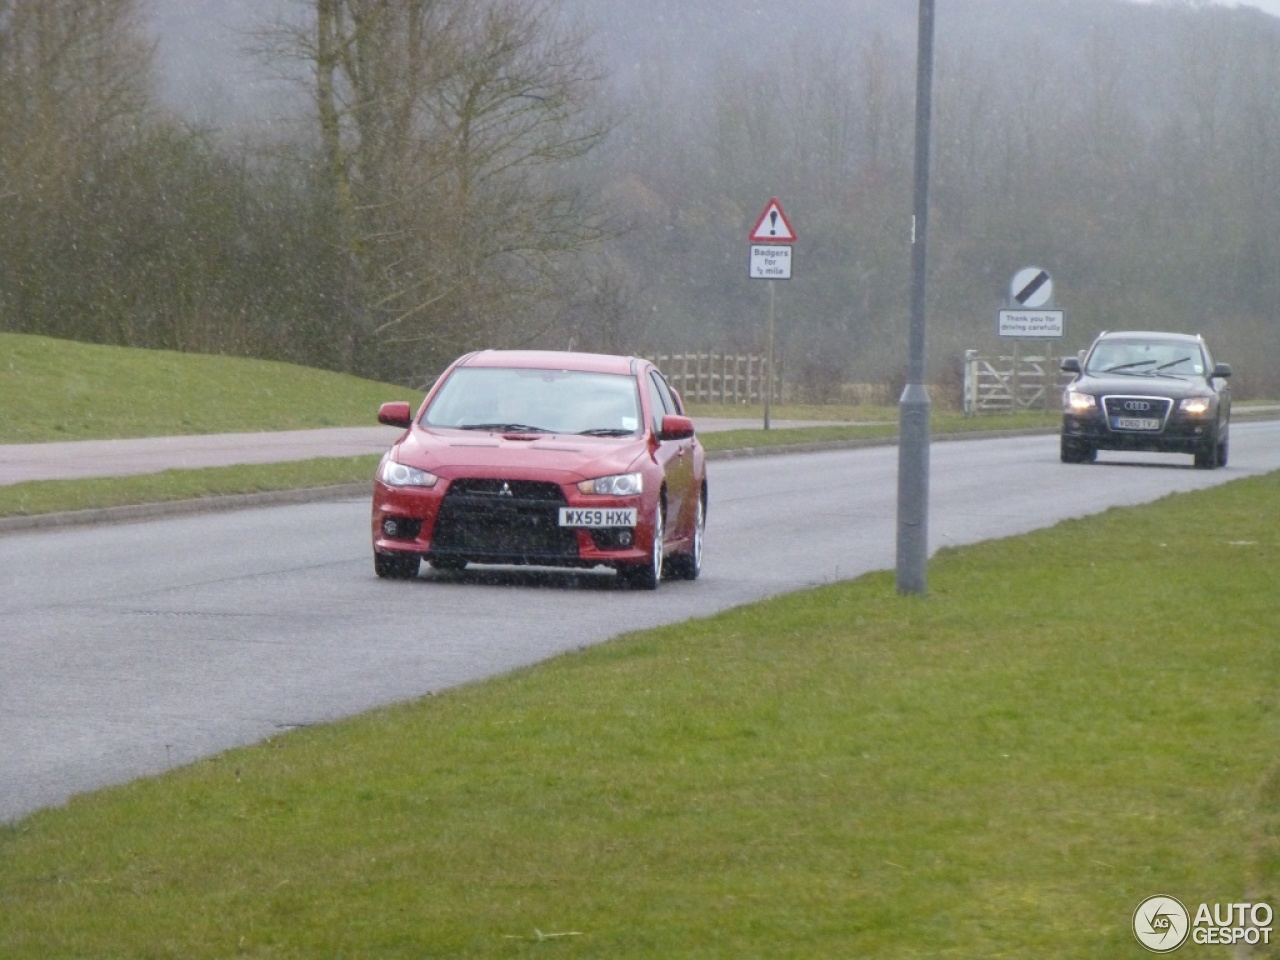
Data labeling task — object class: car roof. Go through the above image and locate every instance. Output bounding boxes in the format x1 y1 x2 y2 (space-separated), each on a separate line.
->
457 350 640 375
1095 330 1204 344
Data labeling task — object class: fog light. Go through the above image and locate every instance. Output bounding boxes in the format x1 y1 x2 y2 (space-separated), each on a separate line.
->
383 518 400 538
618 530 634 547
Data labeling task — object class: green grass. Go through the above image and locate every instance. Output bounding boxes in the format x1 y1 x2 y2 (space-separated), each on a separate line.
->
0 413 1055 518
695 409 1058 456
685 400 902 422
2 475 1277 958
0 456 380 518
0 332 408 442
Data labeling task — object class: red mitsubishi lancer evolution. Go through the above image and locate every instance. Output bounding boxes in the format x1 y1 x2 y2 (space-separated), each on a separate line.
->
371 350 707 589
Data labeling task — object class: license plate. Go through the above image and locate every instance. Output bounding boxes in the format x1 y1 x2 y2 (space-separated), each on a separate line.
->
1113 416 1161 431
558 507 637 528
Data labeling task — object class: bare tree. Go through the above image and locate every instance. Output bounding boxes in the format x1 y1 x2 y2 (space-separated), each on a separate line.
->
278 0 609 378
0 0 155 340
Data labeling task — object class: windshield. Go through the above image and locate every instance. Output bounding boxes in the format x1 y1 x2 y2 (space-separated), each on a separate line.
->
423 366 642 436
1085 340 1205 377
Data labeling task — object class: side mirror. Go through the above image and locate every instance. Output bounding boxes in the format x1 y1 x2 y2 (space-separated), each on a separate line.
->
1060 357 1081 374
377 401 413 429
658 414 695 441
1212 362 1232 379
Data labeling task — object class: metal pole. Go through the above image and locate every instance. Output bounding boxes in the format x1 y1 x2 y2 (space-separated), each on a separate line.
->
896 0 935 595
764 280 775 430
1011 339 1021 414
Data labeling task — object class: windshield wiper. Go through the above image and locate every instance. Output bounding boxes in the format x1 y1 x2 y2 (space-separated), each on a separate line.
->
1154 356 1192 373
1102 360 1157 373
577 427 636 437
459 422 551 433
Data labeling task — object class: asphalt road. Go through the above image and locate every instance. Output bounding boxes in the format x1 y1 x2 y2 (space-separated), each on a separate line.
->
3 422 1279 823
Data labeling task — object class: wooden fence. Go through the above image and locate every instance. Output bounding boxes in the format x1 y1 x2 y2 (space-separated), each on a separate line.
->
650 353 779 404
963 349 1075 413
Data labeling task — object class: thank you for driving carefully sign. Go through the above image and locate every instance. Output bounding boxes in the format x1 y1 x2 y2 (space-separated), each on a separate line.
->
997 265 1064 337
749 198 796 279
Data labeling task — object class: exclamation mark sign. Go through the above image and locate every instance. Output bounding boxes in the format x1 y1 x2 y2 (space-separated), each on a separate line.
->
769 211 778 236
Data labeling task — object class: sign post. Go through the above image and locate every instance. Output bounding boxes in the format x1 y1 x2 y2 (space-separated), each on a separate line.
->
997 266 1064 339
749 198 796 429
997 267 1065 413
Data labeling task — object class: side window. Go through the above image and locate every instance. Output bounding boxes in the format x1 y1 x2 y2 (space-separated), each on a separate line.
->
656 373 683 414
647 371 674 434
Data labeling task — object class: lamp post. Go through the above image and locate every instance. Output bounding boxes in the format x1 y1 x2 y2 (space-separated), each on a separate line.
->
896 0 935 595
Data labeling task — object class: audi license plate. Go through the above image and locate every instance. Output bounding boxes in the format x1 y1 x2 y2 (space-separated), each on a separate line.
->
1113 416 1161 431
559 507 637 528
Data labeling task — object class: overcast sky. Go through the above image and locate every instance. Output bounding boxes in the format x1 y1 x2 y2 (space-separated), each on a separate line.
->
1233 0 1280 13
1170 0 1280 16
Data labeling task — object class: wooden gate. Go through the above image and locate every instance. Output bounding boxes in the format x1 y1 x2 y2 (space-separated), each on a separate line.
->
963 349 1075 413
650 353 779 404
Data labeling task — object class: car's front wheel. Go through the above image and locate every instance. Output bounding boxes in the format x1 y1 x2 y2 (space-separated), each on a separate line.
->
619 500 664 590
665 493 704 581
374 550 420 580
1194 438 1219 470
1060 436 1095 463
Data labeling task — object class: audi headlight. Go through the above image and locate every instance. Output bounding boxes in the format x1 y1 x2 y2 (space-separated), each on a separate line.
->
379 459 439 487
577 472 643 496
1179 397 1211 415
1066 391 1097 412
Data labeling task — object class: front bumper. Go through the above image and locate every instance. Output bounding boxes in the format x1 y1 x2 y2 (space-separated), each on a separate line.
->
1061 410 1218 453
372 479 651 568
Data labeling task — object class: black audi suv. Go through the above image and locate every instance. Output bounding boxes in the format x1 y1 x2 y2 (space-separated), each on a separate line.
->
1060 330 1232 469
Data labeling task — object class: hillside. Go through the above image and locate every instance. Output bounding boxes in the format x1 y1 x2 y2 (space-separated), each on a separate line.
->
0 334 405 444
18 0 1279 398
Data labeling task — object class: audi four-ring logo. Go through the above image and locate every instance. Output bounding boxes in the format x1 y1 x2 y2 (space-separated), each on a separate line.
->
1123 400 1152 412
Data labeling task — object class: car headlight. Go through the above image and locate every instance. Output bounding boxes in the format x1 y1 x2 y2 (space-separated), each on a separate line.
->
1066 391 1097 412
577 472 643 496
379 459 439 487
1179 397 1211 415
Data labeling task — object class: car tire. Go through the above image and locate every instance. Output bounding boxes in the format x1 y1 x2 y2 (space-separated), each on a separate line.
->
1216 436 1229 467
665 493 704 581
1060 436 1095 464
619 500 664 590
374 551 420 579
1193 440 1218 470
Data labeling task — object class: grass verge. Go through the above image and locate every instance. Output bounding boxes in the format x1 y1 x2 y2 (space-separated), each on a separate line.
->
2 473 1276 958
0 456 380 519
0 412 1048 520
695 409 1058 456
0 333 405 442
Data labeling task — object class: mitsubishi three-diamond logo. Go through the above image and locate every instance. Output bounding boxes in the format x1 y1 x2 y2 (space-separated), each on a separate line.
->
1134 895 1191 953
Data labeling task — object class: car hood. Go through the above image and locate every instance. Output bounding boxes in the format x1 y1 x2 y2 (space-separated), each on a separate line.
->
388 426 647 482
1072 373 1213 399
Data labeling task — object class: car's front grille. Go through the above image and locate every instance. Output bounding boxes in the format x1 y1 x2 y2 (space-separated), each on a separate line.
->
431 478 576 560
1102 395 1173 428
447 479 563 500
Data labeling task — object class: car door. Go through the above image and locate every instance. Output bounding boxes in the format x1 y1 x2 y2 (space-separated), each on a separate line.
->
646 369 693 540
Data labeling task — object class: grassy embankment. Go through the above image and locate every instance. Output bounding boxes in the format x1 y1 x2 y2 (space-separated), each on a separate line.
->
0 332 1276 956
0 332 1058 518
1 469 1277 957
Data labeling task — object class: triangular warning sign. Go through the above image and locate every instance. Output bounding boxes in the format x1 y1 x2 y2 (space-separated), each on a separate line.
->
749 198 796 244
